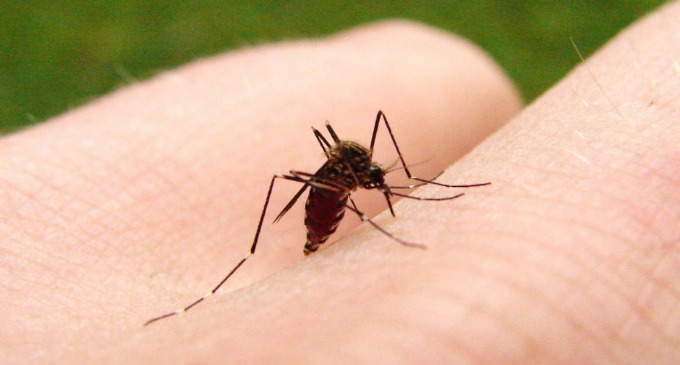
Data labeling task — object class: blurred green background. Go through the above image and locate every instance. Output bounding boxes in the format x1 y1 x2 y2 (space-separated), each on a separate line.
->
0 1 668 134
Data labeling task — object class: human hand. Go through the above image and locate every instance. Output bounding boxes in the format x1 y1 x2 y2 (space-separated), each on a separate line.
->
1 3 679 364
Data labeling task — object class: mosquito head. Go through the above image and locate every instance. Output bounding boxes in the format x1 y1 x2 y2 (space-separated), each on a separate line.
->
362 163 386 190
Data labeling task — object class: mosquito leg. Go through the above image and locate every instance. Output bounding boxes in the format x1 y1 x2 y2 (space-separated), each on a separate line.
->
389 191 464 201
388 181 429 189
369 110 382 155
314 121 358 187
288 170 349 192
312 126 331 154
345 197 426 250
272 170 350 224
145 173 309 326
369 110 411 176
324 121 341 144
388 171 445 189
409 178 491 189
143 250 252 326
372 111 491 189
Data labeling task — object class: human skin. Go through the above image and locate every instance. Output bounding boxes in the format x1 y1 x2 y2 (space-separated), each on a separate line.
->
1 3 680 364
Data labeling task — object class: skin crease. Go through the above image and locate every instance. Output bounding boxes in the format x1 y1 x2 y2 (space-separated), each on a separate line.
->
1 3 680 365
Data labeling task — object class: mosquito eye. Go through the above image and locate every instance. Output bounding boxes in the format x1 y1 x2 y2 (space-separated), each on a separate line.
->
368 165 384 180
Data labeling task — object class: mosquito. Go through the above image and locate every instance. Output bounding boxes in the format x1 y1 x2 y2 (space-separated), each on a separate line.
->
144 111 490 325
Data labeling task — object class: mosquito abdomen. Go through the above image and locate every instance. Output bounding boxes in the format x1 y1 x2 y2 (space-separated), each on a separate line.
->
304 187 349 255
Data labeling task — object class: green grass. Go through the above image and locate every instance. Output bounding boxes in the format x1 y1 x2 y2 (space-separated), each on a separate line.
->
0 0 668 134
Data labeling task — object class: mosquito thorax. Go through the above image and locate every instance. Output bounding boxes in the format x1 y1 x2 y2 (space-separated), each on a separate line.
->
323 140 372 188
329 141 371 166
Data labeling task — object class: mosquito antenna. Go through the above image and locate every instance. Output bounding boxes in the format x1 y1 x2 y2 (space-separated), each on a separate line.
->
385 156 434 174
383 157 401 173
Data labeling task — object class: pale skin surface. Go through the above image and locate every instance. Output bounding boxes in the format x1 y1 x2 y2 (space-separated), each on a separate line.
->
1 3 680 364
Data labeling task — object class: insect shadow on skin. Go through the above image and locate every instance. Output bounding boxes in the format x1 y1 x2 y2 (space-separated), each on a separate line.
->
144 111 490 326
